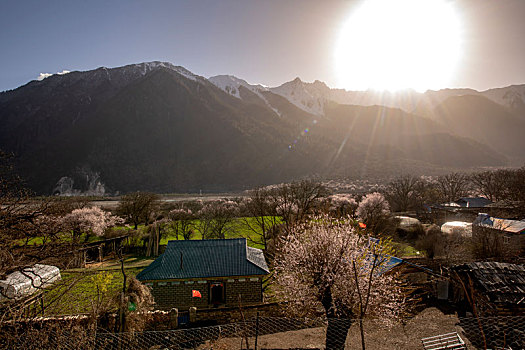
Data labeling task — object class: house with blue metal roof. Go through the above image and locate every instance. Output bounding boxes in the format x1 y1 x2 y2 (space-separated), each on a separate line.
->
472 213 525 258
137 238 269 310
454 197 492 208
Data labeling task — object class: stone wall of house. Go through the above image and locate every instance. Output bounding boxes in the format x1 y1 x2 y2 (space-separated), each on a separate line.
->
472 225 524 258
195 302 283 324
145 275 263 310
224 277 262 305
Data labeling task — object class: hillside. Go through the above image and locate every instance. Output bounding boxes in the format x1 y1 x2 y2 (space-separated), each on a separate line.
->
430 94 525 161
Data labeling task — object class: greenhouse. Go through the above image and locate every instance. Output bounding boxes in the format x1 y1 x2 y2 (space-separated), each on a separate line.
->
0 264 61 300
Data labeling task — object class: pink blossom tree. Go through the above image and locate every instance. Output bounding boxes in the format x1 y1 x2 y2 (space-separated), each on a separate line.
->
196 200 239 239
356 192 391 235
64 206 123 242
328 194 358 218
274 215 404 349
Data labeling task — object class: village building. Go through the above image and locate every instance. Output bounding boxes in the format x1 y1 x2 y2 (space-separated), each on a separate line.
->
451 262 525 317
137 238 269 310
472 213 525 257
454 197 492 208
485 199 524 219
427 197 493 225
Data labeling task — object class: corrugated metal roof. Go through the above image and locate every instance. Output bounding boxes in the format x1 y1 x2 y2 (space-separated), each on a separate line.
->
452 262 525 305
136 238 269 281
474 214 525 234
455 197 492 208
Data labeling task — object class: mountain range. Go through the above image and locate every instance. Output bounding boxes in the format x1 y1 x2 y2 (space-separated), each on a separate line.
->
0 61 524 195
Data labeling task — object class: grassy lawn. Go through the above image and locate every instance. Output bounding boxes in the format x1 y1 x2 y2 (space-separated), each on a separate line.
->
391 241 422 258
41 265 145 316
17 232 110 246
159 216 280 249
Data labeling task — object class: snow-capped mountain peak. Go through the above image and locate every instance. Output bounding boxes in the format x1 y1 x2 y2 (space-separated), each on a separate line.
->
208 75 268 99
269 78 331 116
130 61 203 82
209 75 281 116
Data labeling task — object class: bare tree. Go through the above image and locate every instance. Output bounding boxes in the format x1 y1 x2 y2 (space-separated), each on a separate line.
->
472 224 509 260
116 192 160 229
436 173 471 203
269 180 329 235
274 216 404 349
0 151 90 324
240 187 281 251
168 208 195 240
384 175 420 212
470 170 505 202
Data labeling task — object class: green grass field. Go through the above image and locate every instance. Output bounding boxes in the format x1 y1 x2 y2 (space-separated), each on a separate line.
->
40 266 144 316
159 216 280 249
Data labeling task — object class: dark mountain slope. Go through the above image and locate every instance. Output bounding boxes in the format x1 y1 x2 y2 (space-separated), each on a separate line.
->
317 103 504 168
8 67 324 193
431 95 525 161
0 62 513 194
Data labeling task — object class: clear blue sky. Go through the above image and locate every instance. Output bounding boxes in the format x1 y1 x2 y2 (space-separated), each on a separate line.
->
1 0 525 92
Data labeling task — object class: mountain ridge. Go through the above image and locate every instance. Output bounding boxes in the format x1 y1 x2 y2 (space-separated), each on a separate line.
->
0 61 521 194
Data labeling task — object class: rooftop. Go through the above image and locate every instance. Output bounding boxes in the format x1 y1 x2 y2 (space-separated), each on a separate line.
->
452 262 525 305
136 238 269 281
455 197 492 208
474 214 525 234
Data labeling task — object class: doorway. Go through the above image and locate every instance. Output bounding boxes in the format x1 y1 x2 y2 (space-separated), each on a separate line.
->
210 282 224 306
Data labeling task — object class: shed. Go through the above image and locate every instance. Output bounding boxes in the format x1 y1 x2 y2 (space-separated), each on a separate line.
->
451 262 525 316
137 238 269 310
0 264 61 300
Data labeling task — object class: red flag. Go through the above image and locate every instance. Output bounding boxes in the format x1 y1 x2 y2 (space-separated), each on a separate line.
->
359 222 366 229
192 290 202 298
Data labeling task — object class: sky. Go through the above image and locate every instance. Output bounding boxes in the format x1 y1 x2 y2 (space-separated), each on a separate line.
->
1 0 525 92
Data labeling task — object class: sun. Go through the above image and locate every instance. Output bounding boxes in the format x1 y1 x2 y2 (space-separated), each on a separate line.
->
335 0 462 92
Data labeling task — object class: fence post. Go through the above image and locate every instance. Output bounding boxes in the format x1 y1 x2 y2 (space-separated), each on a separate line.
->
254 311 259 350
169 308 179 329
40 295 45 315
189 307 197 323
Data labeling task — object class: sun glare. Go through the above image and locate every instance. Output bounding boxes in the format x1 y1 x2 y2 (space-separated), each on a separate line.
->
335 0 462 92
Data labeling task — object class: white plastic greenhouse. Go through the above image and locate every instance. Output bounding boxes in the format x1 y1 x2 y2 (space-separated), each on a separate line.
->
441 221 472 238
0 264 61 300
395 216 421 230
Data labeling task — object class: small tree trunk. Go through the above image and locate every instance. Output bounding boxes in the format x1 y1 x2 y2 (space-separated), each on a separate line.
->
326 317 352 350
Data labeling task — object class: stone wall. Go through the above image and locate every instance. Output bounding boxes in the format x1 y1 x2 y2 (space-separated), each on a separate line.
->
472 225 524 258
195 302 283 324
145 275 264 310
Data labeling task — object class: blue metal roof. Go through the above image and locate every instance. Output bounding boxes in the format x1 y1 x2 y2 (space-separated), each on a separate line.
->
136 238 269 281
455 197 492 208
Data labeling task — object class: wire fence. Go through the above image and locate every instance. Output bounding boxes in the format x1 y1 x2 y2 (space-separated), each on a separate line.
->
2 315 524 349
